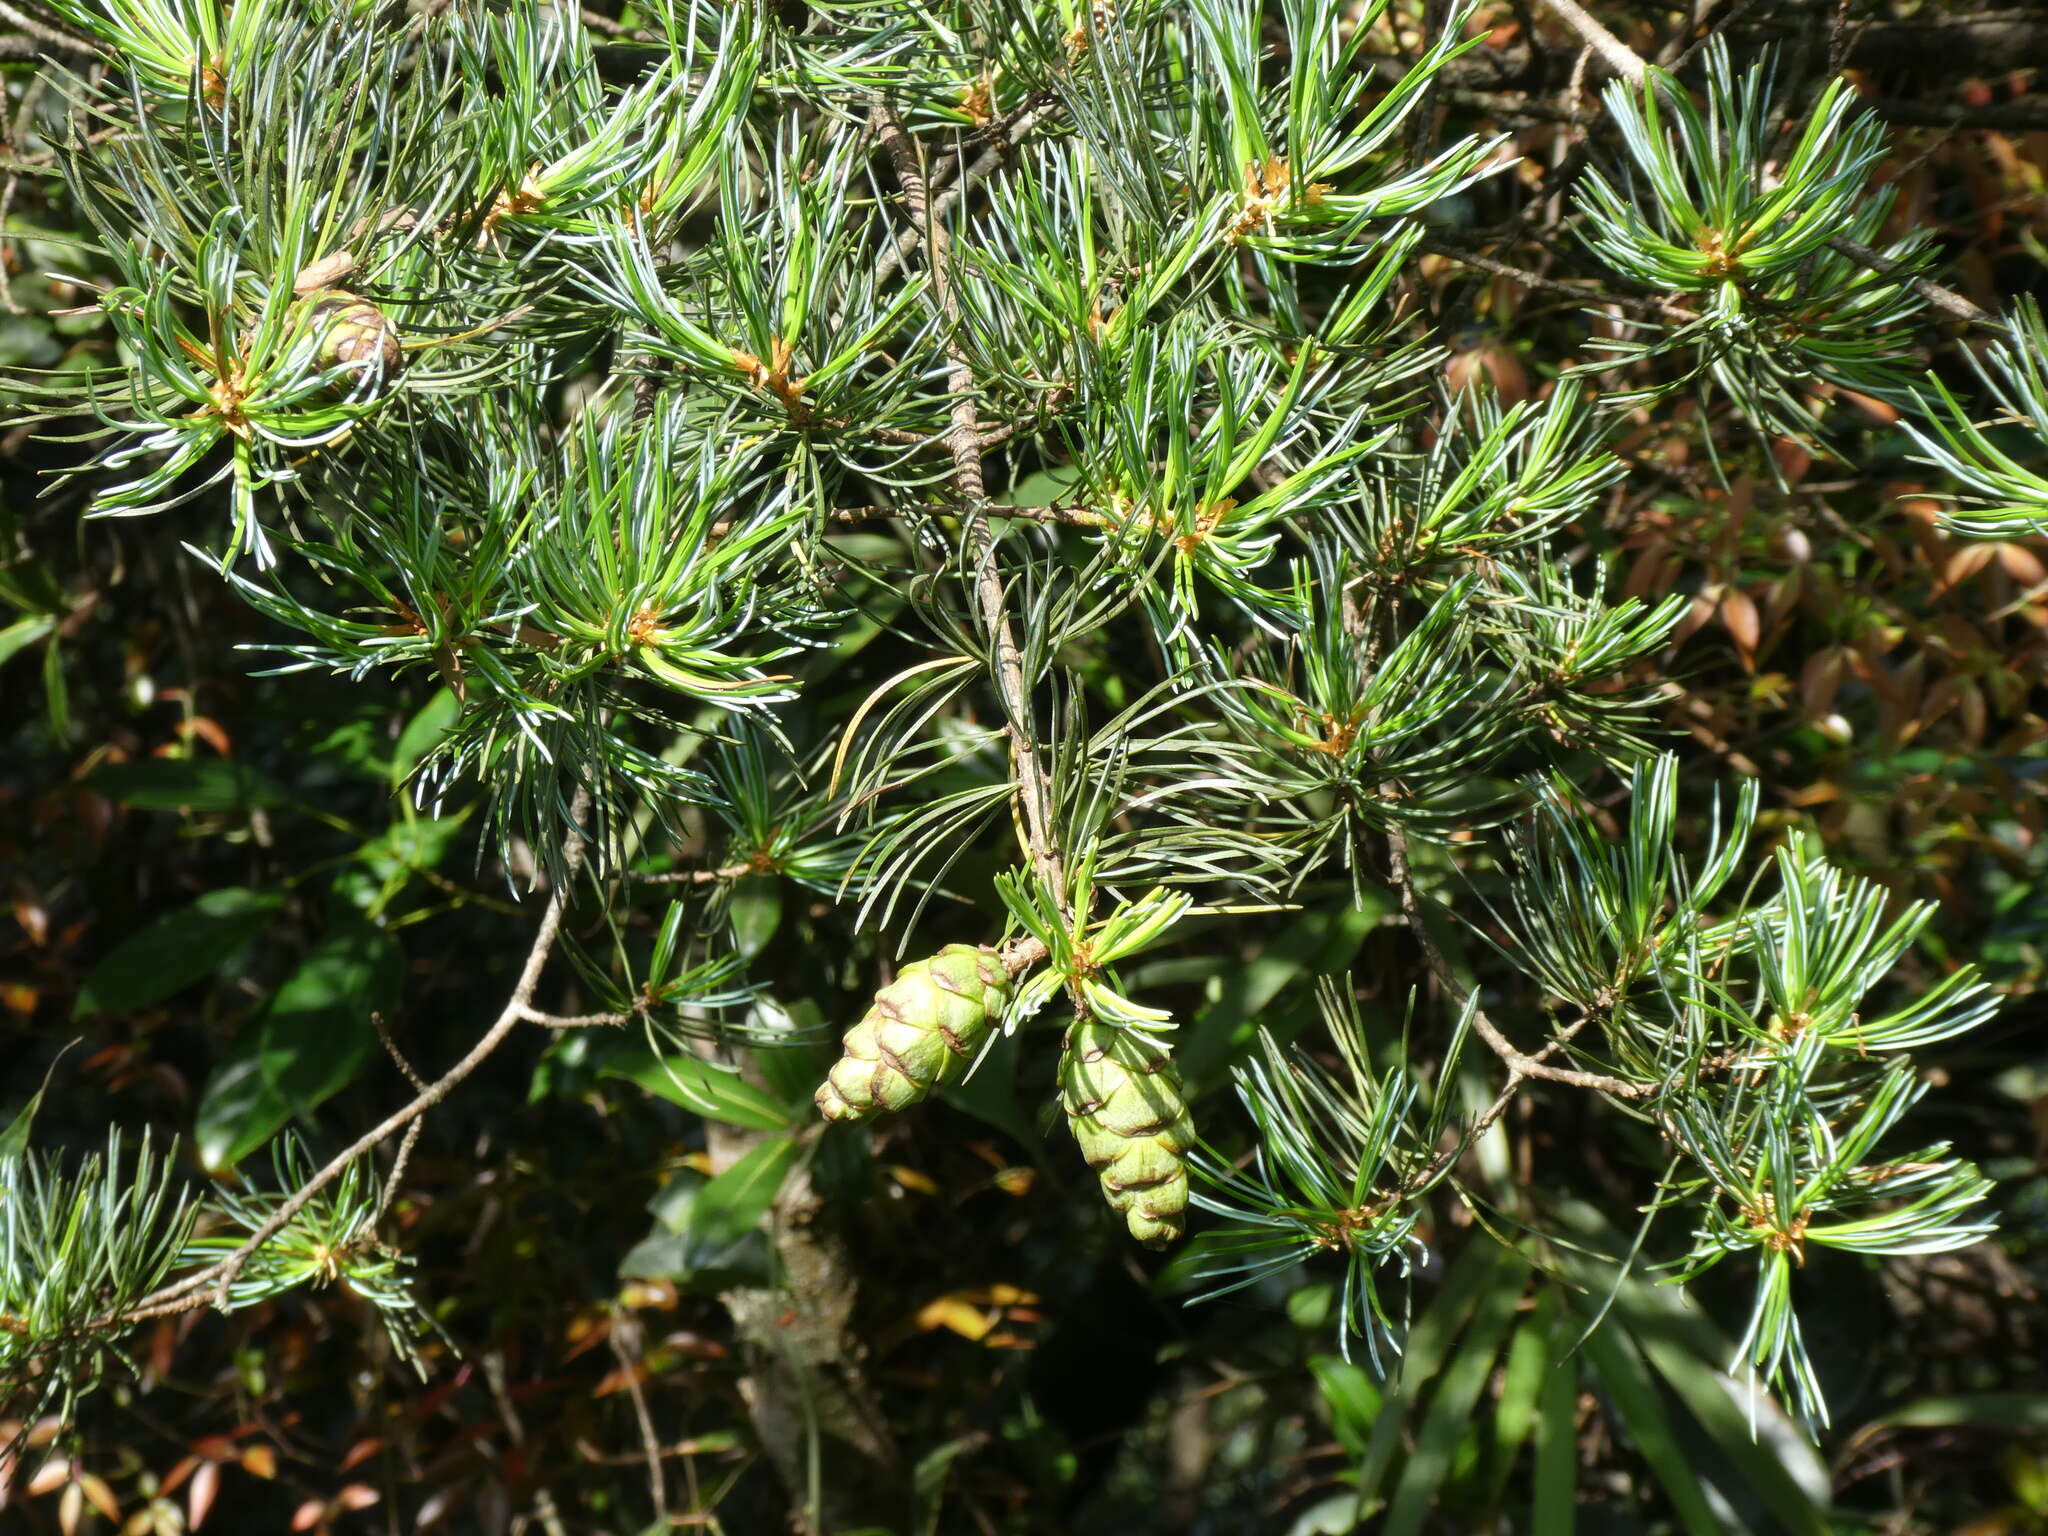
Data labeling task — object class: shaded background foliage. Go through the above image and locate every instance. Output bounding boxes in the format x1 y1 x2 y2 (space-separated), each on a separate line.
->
1 1 2046 1533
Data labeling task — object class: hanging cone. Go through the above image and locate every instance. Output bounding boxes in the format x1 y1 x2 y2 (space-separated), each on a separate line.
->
1059 1019 1193 1248
814 945 1010 1122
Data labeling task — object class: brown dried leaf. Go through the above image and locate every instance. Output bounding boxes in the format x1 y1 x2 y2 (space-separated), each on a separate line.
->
180 717 232 757
888 1164 939 1195
1763 569 1802 627
146 1318 177 1383
1895 653 1928 717
657 1330 729 1361
1772 437 1813 485
1997 542 2047 587
28 1460 71 1497
338 1439 385 1474
79 1473 120 1523
1838 389 1900 425
1959 681 1988 743
1621 543 1678 600
1722 479 1755 549
1801 650 1845 719
1672 592 1717 646
592 1362 649 1397
1721 585 1761 655
11 898 46 948
1942 543 1994 591
158 1458 197 1498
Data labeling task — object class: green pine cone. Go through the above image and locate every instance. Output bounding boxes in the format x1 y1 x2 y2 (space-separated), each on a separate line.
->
303 288 402 379
1060 1020 1194 1248
814 944 1010 1123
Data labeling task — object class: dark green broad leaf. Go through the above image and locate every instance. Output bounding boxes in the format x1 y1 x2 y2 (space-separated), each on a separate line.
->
1357 1235 1526 1509
305 710 393 783
619 1171 711 1282
0 614 54 671
389 688 459 788
1579 1324 1725 1536
89 758 286 813
195 914 401 1171
75 887 285 1017
603 1050 797 1132
1550 1200 1831 1532
727 877 782 959
0 1049 69 1160
686 1136 802 1253
344 810 475 918
1311 1355 1383 1459
195 1052 285 1175
750 999 835 1111
1178 894 1386 1087
1382 1255 1529 1536
1530 1326 1580 1536
616 1141 801 1286
1875 1394 2048 1430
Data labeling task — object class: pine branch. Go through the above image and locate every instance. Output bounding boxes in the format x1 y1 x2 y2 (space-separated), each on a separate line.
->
1387 827 1649 1099
1415 233 1696 321
868 94 1064 295
872 101 1070 912
1398 1010 1603 1197
628 862 761 884
515 1005 638 1028
707 502 1103 540
1826 232 2001 331
0 0 97 55
1541 0 2003 337
110 810 592 1325
1538 0 1647 85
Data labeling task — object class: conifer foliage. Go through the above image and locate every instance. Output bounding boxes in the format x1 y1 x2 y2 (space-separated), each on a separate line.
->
3 0 2045 1529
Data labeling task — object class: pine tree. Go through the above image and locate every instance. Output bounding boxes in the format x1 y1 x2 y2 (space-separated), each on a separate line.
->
3 0 2042 1525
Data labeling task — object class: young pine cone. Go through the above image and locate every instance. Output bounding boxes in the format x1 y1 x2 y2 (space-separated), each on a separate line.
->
814 945 1010 1122
303 288 402 380
1060 1020 1194 1248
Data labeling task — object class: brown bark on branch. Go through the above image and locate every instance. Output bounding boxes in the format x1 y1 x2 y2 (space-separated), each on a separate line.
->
871 102 1071 912
1387 828 1650 1101
109 813 591 1325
